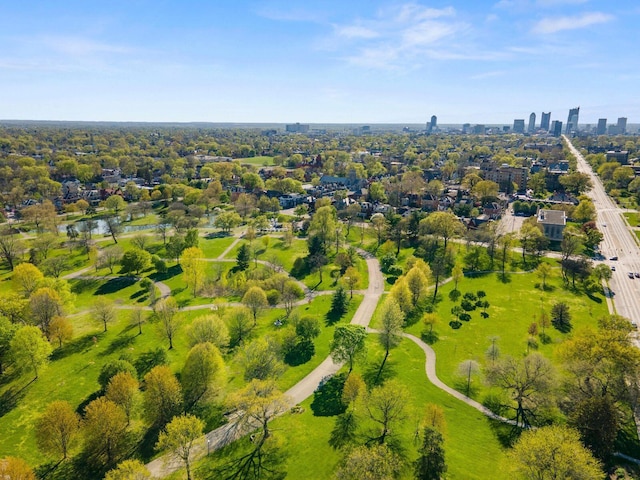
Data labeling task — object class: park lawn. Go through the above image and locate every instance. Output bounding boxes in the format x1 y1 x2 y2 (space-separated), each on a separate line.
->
236 155 274 166
222 237 308 274
122 213 159 227
353 255 369 290
188 338 509 480
69 276 151 311
277 295 363 391
0 309 190 466
199 235 236 259
405 268 609 399
345 223 377 248
624 212 639 227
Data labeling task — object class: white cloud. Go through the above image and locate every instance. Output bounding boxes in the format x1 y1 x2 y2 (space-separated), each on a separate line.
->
536 0 589 6
470 70 507 80
532 12 614 34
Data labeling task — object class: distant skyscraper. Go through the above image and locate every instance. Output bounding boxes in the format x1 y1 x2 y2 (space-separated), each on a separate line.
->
513 119 525 133
540 112 551 131
617 117 627 134
551 120 563 137
285 123 309 133
596 118 607 135
427 115 437 132
566 107 580 134
528 113 536 133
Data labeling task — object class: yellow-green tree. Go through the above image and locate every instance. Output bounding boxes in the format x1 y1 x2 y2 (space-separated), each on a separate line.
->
156 414 204 480
12 263 44 297
181 247 206 297
35 400 80 461
104 460 151 480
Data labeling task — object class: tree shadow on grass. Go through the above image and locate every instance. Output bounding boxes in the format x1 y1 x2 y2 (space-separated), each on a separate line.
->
100 334 136 356
75 390 102 416
149 264 182 282
137 424 162 462
284 340 315 366
310 373 346 417
496 272 511 284
0 381 31 418
552 319 572 333
94 277 136 296
50 333 96 360
363 359 397 388
421 331 439 344
71 278 100 294
487 418 522 448
586 292 603 303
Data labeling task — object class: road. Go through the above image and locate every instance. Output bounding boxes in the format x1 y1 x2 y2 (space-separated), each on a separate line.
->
563 135 640 325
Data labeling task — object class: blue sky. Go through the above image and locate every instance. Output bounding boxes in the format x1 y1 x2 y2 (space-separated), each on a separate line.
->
1 1 638 124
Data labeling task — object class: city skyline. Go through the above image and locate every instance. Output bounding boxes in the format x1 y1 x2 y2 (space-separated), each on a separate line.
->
1 1 639 124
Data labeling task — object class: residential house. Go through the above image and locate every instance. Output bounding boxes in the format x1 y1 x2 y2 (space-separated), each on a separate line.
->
537 209 566 241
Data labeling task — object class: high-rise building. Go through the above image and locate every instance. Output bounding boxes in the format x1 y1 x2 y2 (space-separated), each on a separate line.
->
513 119 525 133
528 113 536 133
427 115 437 132
285 123 309 133
540 112 551 131
566 107 580 134
551 120 563 137
596 118 607 135
617 117 627 134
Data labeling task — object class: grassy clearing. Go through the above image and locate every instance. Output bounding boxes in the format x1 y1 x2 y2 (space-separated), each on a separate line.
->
624 212 639 227
405 266 609 397
236 156 275 166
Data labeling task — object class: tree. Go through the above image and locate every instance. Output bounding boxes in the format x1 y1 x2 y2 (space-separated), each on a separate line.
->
29 287 63 337
241 337 284 381
559 171 593 195
106 372 139 424
451 262 463 291
422 212 465 251
104 215 123 244
99 245 123 274
333 444 402 480
0 228 24 271
0 317 17 375
154 296 180 349
573 199 596 223
92 297 116 332
309 205 338 250
0 457 36 480
330 286 349 318
342 266 360 299
487 353 555 427
497 233 514 276
104 195 127 214
471 180 500 203
182 342 226 410
242 286 268 325
42 256 68 278
341 372 365 407
181 247 206 297
551 301 571 331
105 460 151 480
214 211 241 232
229 379 289 445
35 400 80 461
10 325 52 380
166 235 185 264
12 263 44 297
143 365 183 426
186 314 229 349
509 425 602 479
120 248 151 275
98 359 137 390
83 397 128 465
371 213 387 247
415 427 447 480
281 281 303 317
330 325 367 374
156 414 203 480
234 193 256 220
236 243 251 271
227 307 253 346
535 262 551 290
48 316 73 348
366 380 409 445
376 298 405 381
130 307 146 335
457 360 481 396
405 265 429 308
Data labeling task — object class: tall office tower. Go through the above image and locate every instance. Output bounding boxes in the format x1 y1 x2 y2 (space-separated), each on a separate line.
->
427 115 437 132
566 106 580 134
540 112 551 131
617 117 627 134
528 112 536 133
596 118 607 135
551 120 563 137
513 119 525 133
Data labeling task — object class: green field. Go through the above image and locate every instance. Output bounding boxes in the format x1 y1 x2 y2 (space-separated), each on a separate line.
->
236 156 275 166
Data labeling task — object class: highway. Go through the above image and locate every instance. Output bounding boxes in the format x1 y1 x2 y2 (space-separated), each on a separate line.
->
563 135 640 325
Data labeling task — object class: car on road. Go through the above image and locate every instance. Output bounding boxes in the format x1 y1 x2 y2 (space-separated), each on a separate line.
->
610 256 618 261
602 223 607 227
629 272 635 279
611 266 616 271
636 273 640 278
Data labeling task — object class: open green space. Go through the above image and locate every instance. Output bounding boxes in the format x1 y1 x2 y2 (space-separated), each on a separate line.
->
624 212 640 227
235 156 275 166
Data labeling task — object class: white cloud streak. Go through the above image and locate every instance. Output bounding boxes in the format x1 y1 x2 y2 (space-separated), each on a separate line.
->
532 12 614 34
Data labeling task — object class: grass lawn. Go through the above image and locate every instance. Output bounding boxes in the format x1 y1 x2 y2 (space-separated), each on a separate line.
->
236 156 275 166
623 212 640 227
184 339 510 480
69 276 150 311
199 235 236 259
405 267 609 399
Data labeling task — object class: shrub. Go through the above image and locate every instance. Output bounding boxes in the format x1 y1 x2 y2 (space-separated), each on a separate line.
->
461 299 476 312
98 360 137 390
380 253 396 273
266 289 281 306
387 265 403 277
449 320 462 329
459 313 471 322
